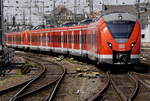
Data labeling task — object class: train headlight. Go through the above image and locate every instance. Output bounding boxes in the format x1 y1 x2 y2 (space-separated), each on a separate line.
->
131 43 135 47
108 42 112 48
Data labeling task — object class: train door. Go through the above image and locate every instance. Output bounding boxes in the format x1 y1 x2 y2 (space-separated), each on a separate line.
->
23 31 28 45
63 31 68 53
61 31 64 53
96 30 101 63
47 31 53 50
79 29 82 55
31 32 40 46
13 34 16 45
16 33 21 45
41 32 47 47
81 27 88 57
52 31 55 50
87 27 95 59
29 32 32 46
5 34 8 44
68 30 72 50
53 31 61 48
74 30 80 50
16 34 18 45
52 32 56 49
6 34 11 45
21 32 24 45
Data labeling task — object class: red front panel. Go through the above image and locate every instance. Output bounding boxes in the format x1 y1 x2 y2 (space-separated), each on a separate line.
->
98 19 141 55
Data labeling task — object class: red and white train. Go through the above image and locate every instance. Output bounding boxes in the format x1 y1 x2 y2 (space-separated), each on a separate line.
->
5 12 141 64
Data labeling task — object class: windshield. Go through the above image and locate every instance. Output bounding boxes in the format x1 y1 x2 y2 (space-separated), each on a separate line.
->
106 21 135 38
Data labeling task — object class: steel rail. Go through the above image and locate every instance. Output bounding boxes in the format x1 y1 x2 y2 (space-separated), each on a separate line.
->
0 56 44 100
133 72 150 77
11 54 65 101
88 72 110 101
0 79 31 95
9 57 46 101
13 68 65 101
109 73 127 101
45 67 66 101
127 72 139 101
131 72 150 91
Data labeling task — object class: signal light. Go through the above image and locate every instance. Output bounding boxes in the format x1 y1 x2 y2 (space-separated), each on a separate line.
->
108 42 112 48
131 43 135 47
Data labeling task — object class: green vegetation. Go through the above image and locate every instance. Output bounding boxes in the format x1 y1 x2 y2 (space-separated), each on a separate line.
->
65 57 79 64
20 62 32 74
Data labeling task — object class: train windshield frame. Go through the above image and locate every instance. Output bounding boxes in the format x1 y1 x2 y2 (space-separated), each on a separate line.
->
106 21 135 38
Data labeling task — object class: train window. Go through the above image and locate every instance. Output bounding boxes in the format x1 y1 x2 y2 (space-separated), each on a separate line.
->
106 21 135 38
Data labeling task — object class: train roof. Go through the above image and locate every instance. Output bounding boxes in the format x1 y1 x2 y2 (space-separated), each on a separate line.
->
100 12 137 22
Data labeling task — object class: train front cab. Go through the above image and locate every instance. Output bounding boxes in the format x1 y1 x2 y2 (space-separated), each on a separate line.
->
99 13 141 65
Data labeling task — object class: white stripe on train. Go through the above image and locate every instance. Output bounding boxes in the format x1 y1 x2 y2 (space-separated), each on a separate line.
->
7 44 139 59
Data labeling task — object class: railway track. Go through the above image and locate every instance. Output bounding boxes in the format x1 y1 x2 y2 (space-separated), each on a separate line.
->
130 72 150 101
110 73 139 101
0 52 66 101
88 72 140 101
0 55 44 101
9 52 66 101
88 72 124 101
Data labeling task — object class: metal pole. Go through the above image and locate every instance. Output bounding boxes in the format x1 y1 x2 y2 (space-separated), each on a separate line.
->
74 0 77 22
91 0 93 17
88 0 93 18
23 10 26 26
116 0 118 4
29 0 32 26
136 0 140 19
42 1 44 25
0 0 4 49
53 0 56 25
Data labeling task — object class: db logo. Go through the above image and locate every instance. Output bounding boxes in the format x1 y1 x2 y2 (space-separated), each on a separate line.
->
119 44 125 48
